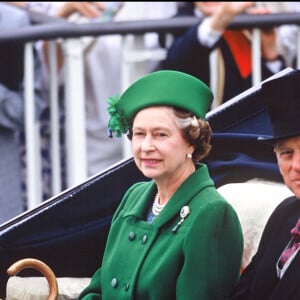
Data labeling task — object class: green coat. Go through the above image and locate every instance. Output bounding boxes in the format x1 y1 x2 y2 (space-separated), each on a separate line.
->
79 164 243 299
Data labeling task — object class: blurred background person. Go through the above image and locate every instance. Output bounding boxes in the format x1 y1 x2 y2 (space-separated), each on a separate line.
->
0 3 47 222
159 2 292 108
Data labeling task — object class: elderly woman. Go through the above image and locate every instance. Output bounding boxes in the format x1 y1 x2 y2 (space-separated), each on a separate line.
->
79 70 243 299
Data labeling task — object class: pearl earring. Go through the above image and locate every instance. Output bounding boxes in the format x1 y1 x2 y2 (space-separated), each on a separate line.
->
187 153 192 158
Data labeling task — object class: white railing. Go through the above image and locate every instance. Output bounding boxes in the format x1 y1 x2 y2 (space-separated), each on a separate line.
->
2 10 300 209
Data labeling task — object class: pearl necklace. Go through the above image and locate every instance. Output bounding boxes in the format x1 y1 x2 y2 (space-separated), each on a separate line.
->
152 193 166 216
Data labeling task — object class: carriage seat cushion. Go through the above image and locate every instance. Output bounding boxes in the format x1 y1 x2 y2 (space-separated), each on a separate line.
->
6 276 91 300
218 178 293 270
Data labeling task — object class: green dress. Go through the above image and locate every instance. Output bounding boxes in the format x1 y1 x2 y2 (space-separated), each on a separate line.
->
79 163 243 299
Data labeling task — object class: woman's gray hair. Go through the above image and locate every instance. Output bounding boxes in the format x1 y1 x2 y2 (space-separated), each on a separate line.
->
174 108 212 163
176 115 199 128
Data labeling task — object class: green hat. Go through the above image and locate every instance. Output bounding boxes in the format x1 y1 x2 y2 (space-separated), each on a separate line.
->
107 70 213 137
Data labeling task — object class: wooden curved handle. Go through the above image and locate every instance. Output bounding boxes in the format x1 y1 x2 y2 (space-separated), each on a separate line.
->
7 258 58 300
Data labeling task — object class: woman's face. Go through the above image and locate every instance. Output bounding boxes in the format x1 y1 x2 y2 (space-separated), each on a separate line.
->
131 106 194 182
274 135 300 199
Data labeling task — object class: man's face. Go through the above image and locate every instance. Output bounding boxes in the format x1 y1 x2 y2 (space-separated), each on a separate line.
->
274 135 300 198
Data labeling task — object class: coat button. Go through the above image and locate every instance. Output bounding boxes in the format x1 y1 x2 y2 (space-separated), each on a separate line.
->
111 278 118 288
124 283 130 291
128 231 136 241
142 235 148 244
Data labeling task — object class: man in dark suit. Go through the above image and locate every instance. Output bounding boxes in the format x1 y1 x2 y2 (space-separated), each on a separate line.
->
230 69 300 300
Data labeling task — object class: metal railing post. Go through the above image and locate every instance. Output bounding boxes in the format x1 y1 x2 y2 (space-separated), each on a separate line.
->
48 40 62 195
24 42 42 208
252 28 262 85
297 26 300 69
62 38 87 187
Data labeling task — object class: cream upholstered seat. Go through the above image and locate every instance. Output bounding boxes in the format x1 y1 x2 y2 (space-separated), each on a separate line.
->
218 178 293 270
5 257 90 300
6 277 90 300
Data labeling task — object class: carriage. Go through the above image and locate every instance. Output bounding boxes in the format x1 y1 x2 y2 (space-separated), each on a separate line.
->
0 68 294 299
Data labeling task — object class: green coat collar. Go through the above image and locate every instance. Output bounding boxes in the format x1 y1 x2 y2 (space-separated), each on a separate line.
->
122 163 214 229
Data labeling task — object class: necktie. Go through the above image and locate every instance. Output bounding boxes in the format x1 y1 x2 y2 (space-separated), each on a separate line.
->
278 217 300 269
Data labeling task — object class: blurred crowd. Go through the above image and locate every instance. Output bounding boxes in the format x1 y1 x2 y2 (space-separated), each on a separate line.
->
0 1 300 223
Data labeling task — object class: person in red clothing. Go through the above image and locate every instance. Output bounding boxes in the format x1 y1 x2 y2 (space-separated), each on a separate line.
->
160 2 288 108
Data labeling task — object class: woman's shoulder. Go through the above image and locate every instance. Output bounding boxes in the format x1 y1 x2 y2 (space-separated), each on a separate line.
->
121 180 154 204
126 181 152 194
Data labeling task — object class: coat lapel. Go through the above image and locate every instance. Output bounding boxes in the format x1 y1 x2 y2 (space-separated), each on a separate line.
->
271 252 300 299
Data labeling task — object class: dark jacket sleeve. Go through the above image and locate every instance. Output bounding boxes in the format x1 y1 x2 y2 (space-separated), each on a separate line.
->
159 24 212 86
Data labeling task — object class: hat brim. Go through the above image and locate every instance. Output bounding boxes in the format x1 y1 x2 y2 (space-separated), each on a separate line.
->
258 131 300 144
